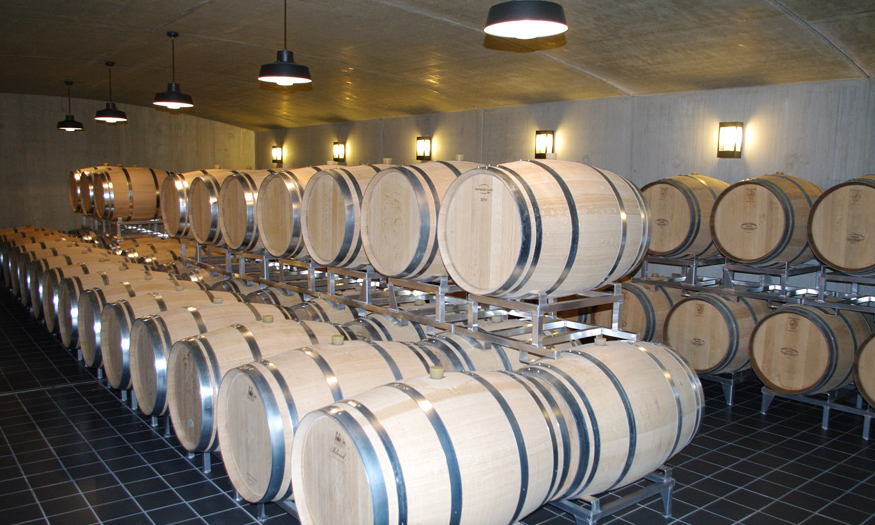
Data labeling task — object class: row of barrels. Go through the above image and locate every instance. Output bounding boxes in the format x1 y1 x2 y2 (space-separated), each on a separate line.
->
576 281 875 405
69 166 173 221
646 172 875 274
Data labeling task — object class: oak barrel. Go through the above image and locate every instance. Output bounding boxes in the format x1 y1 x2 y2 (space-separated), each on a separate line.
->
286 297 359 324
217 339 441 502
218 170 277 252
246 287 304 308
92 167 171 221
642 173 729 258
710 173 823 265
19 250 117 305
167 319 344 452
854 333 875 406
360 161 479 280
210 277 262 295
341 313 426 342
29 255 126 319
438 160 650 298
188 170 239 246
129 302 296 417
583 282 682 344
255 166 326 258
750 305 874 395
300 164 389 268
808 175 875 274
161 169 238 239
69 167 101 212
663 293 770 374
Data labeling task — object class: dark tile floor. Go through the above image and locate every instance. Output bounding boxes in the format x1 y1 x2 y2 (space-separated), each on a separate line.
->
1 285 874 525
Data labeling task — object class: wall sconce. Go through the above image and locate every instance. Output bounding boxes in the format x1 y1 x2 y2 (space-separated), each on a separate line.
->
416 136 432 161
535 130 554 159
333 142 346 162
717 122 743 158
271 145 283 166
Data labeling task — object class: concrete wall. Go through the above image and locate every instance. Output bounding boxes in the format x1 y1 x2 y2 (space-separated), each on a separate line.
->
257 78 875 190
0 93 255 231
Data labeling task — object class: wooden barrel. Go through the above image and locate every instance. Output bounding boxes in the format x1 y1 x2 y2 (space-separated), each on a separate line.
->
301 164 388 268
854 333 875 406
291 340 702 524
342 313 426 342
4 236 77 291
20 244 88 300
218 339 446 502
129 302 297 417
808 175 875 274
167 319 345 452
68 167 98 212
78 170 98 215
210 276 263 295
361 161 480 280
40 261 141 333
92 167 172 221
189 170 238 246
586 282 682 343
160 169 238 238
19 250 117 305
418 331 522 372
29 255 125 319
642 173 729 258
246 287 304 308
101 289 243 389
710 173 823 266
8 240 84 295
287 298 359 324
438 160 650 298
255 166 326 258
77 279 209 365
57 270 179 348
218 170 276 251
663 293 770 374
750 305 874 395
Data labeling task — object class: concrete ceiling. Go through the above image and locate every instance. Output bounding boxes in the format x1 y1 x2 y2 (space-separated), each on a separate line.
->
0 0 872 131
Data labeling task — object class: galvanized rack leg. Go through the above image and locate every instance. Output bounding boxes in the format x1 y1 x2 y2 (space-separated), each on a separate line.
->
761 387 872 440
699 369 755 405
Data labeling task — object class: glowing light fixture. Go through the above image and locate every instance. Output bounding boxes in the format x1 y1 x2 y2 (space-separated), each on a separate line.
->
95 62 128 124
485 1 568 40
416 136 432 161
153 31 194 110
717 122 743 158
258 0 312 86
333 142 346 162
271 145 283 166
534 130 554 159
57 81 84 132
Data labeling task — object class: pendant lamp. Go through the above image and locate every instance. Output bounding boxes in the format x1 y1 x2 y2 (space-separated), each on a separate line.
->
154 31 194 109
57 81 84 132
484 0 568 40
258 0 312 86
95 62 128 123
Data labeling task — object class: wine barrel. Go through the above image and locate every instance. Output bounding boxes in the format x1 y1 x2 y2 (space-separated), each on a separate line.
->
92 167 172 221
342 313 426 342
854 333 875 406
808 175 875 274
361 161 479 280
167 319 345 452
78 170 99 215
129 301 297 417
161 169 238 239
29 256 127 320
585 282 682 344
218 170 276 252
291 340 703 524
438 160 650 298
750 305 874 395
8 240 84 295
246 287 304 308
210 277 263 295
419 331 522 372
256 166 328 258
189 170 239 246
4 236 77 291
663 293 770 374
218 339 444 502
710 173 823 266
287 297 359 324
68 167 101 213
19 250 117 305
100 289 243 389
300 164 389 269
77 279 209 365
642 173 729 258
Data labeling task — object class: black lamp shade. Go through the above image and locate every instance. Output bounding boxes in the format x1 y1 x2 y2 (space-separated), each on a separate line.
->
259 50 312 86
95 102 128 123
485 0 568 39
153 82 194 109
57 115 84 132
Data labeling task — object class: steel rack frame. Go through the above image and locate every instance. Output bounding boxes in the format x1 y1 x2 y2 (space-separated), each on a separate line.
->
761 386 873 441
638 254 725 289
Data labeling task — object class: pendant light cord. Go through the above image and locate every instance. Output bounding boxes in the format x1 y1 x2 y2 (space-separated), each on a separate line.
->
171 36 176 83
107 63 114 102
66 82 73 114
283 0 288 50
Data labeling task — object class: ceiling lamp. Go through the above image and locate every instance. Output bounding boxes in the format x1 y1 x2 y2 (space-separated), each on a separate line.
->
95 61 128 124
484 0 568 40
57 81 84 132
153 31 194 109
258 0 312 86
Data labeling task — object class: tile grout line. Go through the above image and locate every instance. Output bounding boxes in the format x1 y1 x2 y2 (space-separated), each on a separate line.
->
0 398 51 524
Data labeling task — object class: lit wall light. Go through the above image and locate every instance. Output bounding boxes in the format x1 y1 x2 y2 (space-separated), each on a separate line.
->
534 130 554 159
717 122 743 158
271 145 283 166
333 141 346 162
416 136 432 161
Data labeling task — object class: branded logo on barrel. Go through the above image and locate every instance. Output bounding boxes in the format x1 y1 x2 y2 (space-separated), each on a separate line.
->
691 338 705 347
847 233 864 244
655 218 669 228
788 317 799 333
850 189 862 205
741 222 758 232
780 347 799 357
475 183 492 202
745 188 757 202
331 431 348 460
